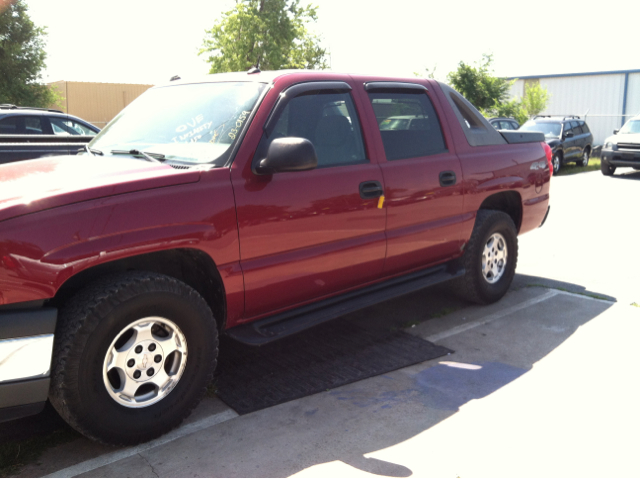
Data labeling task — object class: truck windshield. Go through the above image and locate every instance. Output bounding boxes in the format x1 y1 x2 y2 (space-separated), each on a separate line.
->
520 121 561 139
90 82 266 165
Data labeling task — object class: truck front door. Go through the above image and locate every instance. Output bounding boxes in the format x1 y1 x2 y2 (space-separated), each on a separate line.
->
231 82 386 319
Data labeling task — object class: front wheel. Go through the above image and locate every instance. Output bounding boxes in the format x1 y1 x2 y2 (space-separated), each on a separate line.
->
49 272 218 445
601 160 616 176
454 210 518 304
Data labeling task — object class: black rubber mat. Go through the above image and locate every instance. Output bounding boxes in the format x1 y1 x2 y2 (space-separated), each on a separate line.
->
215 320 452 415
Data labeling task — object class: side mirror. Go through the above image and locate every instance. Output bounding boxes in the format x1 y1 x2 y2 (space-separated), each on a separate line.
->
255 137 318 175
613 129 619 135
564 131 574 138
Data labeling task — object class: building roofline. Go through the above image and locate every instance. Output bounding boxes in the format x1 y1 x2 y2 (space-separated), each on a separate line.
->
506 68 640 80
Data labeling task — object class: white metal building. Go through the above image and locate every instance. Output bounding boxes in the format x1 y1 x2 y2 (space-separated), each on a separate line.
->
508 69 640 145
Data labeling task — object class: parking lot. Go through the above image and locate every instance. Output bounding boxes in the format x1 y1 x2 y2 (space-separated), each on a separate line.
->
5 168 640 478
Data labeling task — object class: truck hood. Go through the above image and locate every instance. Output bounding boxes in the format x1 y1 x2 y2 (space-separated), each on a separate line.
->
0 155 201 223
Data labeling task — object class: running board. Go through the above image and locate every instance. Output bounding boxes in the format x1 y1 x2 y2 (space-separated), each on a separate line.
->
226 263 465 346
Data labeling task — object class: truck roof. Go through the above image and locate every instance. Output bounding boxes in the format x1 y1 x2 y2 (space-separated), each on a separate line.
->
155 70 431 89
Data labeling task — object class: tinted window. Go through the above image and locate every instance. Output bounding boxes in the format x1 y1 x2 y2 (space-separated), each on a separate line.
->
0 116 21 134
255 91 367 168
368 92 446 160
0 116 44 134
25 117 44 134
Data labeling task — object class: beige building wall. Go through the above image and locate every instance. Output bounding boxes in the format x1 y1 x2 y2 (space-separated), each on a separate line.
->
48 81 153 129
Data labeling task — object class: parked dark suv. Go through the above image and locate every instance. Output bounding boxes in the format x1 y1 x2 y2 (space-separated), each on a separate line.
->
519 116 593 175
0 104 99 136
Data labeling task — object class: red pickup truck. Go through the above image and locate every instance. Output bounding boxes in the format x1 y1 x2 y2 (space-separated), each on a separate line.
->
0 70 550 445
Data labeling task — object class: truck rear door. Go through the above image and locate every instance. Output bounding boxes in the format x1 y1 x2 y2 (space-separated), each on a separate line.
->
360 81 464 276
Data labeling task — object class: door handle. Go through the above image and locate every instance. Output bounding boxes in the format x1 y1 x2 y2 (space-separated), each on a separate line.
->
439 170 456 187
359 180 383 199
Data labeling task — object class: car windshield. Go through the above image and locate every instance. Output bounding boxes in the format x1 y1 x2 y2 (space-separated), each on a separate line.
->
90 82 266 165
520 121 562 138
619 120 640 134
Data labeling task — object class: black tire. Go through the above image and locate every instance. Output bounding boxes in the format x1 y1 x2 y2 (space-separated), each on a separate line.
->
454 210 518 304
601 160 616 176
578 147 590 167
49 271 218 445
552 152 562 175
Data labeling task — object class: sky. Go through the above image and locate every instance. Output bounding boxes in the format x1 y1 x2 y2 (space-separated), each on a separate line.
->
22 0 640 86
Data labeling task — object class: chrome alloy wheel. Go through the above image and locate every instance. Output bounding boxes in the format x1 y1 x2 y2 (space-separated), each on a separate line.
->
103 317 188 408
482 232 508 284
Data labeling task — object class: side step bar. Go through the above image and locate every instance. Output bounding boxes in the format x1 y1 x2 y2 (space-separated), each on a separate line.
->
226 263 465 346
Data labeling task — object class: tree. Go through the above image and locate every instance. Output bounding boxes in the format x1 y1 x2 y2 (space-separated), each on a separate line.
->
447 54 512 112
447 54 549 125
200 0 328 73
521 82 550 118
0 0 59 108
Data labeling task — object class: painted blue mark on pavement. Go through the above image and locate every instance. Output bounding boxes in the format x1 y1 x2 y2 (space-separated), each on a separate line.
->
329 362 527 412
413 362 527 411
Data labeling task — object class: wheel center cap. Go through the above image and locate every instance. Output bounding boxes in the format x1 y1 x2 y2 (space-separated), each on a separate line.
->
125 339 164 381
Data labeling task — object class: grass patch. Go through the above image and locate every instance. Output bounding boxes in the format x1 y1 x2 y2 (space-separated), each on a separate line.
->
555 156 601 176
0 428 78 477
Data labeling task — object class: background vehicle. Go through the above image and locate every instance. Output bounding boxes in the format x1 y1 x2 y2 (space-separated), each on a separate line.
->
520 115 593 175
489 117 520 130
0 104 99 164
600 114 640 175
0 71 550 445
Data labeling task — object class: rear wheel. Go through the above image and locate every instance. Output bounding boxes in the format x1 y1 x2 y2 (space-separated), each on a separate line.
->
601 161 616 176
578 148 590 167
49 272 218 445
454 210 518 304
552 152 562 175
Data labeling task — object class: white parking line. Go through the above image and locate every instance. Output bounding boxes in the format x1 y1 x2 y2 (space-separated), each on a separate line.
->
427 288 616 344
45 409 238 478
427 290 560 342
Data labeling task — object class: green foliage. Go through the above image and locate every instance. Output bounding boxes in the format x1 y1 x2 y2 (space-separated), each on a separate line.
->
0 0 59 108
447 54 511 111
414 64 438 80
446 53 549 125
521 82 550 118
484 98 528 126
200 0 328 73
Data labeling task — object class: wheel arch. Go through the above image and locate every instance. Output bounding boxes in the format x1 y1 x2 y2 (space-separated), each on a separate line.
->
52 248 227 332
478 191 523 233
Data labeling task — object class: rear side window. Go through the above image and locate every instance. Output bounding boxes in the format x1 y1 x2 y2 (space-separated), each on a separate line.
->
0 116 21 134
0 116 44 134
368 92 446 160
